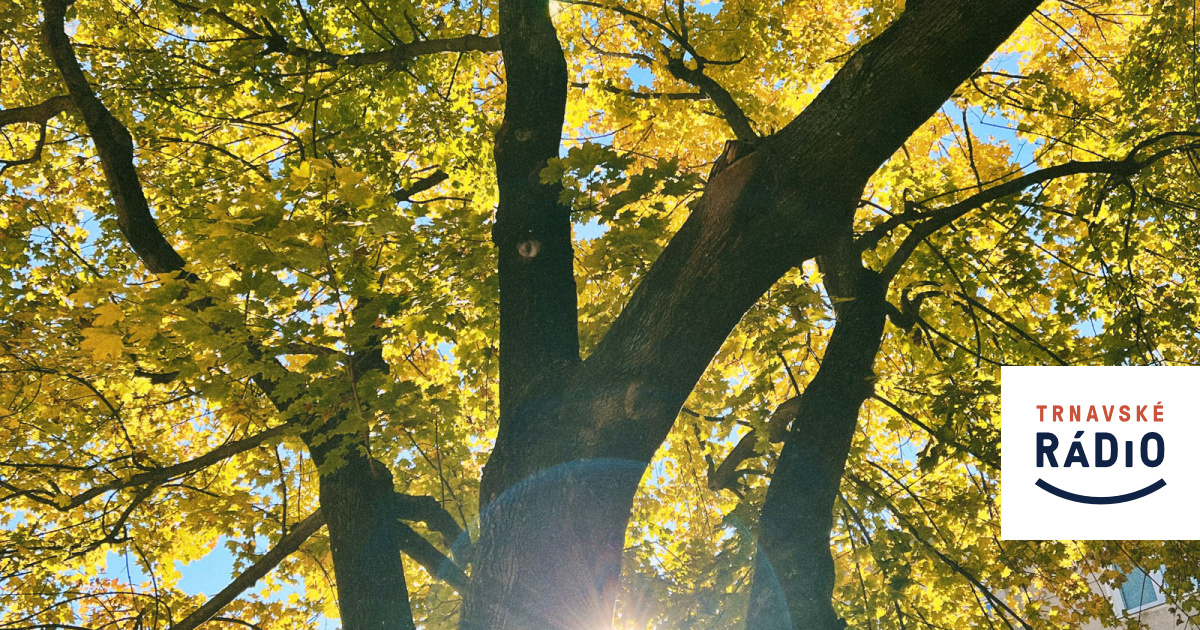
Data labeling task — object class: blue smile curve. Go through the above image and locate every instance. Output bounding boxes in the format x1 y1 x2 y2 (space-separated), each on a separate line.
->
1035 478 1166 505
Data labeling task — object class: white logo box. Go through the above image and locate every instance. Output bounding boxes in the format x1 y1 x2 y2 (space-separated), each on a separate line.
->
1000 366 1200 540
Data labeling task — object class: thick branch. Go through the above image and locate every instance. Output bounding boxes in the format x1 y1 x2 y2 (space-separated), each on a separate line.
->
483 0 580 499
491 0 580 387
315 455 416 630
0 95 75 129
41 0 188 275
664 57 758 142
41 0 316 418
66 424 292 509
0 119 50 174
870 160 1140 257
583 0 1042 459
390 170 449 203
708 396 798 492
747 241 889 630
394 522 468 592
468 15 587 625
170 510 325 630
393 492 465 546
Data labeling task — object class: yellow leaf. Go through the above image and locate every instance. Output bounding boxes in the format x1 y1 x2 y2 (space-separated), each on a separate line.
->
210 223 235 238
334 167 366 187
130 323 159 343
337 183 374 208
92 303 124 327
80 328 124 361
68 287 96 305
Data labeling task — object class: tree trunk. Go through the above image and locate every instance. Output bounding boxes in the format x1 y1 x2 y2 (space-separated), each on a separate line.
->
462 370 691 628
462 456 643 629
746 242 888 630
311 438 416 630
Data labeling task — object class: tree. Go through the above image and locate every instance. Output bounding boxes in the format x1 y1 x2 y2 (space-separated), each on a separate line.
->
3 0 1200 628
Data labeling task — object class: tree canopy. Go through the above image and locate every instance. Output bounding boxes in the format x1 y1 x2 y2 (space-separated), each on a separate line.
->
3 0 1200 628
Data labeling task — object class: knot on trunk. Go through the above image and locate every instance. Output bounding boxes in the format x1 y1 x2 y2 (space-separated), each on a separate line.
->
518 239 541 259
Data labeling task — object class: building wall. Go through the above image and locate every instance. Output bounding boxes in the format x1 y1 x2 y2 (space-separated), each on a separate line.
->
1080 600 1193 630
1079 568 1196 630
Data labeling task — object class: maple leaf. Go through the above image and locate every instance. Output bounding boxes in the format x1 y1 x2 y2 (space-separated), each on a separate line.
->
91 302 124 326
79 328 124 361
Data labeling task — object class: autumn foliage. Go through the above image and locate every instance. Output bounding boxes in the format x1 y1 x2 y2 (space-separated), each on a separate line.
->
3 0 1200 629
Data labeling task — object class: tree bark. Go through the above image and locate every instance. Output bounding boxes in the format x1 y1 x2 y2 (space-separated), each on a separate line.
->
41 0 187 275
488 0 580 431
312 443 416 630
746 240 888 630
462 458 643 629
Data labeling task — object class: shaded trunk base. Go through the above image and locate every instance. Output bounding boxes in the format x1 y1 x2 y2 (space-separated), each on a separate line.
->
313 441 416 630
460 458 645 630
